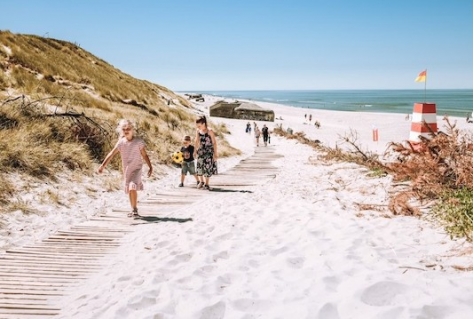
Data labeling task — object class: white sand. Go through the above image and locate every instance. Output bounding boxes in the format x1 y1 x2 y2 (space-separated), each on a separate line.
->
1 94 472 319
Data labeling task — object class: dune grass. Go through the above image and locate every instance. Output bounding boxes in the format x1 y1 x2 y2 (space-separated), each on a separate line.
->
0 30 240 211
274 120 473 242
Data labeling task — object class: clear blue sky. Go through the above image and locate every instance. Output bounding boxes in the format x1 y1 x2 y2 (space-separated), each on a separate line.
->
1 0 472 91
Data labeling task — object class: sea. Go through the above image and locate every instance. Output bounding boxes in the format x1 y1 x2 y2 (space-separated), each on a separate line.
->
189 89 473 118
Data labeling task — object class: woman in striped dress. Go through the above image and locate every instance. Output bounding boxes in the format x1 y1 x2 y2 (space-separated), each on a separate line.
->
97 119 153 217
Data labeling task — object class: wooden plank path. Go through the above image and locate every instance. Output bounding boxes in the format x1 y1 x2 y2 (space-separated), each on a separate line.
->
0 146 281 318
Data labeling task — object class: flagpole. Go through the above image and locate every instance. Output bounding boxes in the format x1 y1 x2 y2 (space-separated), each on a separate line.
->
424 69 427 102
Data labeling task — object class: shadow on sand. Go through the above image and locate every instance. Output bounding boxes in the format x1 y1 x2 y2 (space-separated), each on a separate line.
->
210 188 253 193
132 216 193 225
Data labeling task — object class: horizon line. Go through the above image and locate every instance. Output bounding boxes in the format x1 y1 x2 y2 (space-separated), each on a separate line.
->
177 88 473 92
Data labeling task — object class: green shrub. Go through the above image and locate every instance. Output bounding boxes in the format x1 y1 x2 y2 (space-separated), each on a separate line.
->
432 188 473 242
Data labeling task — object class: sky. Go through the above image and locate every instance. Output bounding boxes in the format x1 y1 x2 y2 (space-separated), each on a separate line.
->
1 0 472 91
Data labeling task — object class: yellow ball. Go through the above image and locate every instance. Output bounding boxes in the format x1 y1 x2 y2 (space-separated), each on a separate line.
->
172 151 183 164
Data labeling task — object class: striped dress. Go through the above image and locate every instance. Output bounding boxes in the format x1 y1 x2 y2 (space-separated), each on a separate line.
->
117 137 146 193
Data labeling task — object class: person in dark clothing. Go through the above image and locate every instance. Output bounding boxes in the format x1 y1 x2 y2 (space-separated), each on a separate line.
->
179 135 200 187
262 124 269 146
194 115 218 190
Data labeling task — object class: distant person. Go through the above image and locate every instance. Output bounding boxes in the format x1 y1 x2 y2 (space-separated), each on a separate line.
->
309 114 312 122
246 122 251 133
179 135 200 187
466 113 472 123
194 115 218 190
262 124 269 146
304 113 307 120
97 119 153 217
255 126 261 146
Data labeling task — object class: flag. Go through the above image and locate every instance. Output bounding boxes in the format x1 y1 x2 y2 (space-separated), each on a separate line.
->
415 70 427 82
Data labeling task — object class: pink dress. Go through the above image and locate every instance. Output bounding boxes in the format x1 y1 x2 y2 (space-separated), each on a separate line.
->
117 137 146 193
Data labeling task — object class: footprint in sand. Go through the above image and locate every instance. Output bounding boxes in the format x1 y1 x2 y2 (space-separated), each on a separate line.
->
286 256 305 269
166 253 192 266
360 281 409 306
316 302 340 319
155 240 170 248
269 246 288 256
132 278 144 286
175 275 203 291
215 232 233 241
152 272 172 284
117 275 132 282
322 276 341 292
212 250 229 261
193 239 204 247
372 307 405 319
127 294 156 309
199 300 226 319
248 259 260 268
231 299 273 313
194 265 218 278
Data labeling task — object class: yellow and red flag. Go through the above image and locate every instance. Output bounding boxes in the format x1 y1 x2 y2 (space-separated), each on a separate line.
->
415 70 427 82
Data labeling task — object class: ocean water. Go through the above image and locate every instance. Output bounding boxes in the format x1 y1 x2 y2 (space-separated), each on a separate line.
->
191 89 473 117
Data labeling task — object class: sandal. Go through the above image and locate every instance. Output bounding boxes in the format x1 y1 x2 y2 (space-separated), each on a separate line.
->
204 184 211 191
127 209 139 217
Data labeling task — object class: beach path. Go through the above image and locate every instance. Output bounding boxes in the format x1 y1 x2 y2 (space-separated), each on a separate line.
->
0 146 281 319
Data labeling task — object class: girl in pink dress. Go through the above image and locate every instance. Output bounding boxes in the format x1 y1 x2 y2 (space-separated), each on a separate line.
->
97 119 153 217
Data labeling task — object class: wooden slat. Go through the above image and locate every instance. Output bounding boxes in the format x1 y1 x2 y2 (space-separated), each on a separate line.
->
0 285 66 292
0 258 103 268
46 235 118 241
0 266 92 275
40 239 120 246
0 275 77 285
0 298 50 305
11 247 111 255
0 272 87 280
56 231 123 238
0 308 59 315
5 251 104 259
0 315 55 319
0 281 72 287
24 245 116 252
0 288 64 296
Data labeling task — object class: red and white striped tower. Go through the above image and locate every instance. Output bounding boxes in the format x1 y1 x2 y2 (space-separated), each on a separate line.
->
409 102 437 142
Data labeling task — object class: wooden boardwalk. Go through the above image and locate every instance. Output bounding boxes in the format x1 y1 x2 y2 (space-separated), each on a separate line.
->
0 147 281 318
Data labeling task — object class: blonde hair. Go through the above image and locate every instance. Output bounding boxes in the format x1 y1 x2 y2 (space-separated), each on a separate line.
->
116 119 135 137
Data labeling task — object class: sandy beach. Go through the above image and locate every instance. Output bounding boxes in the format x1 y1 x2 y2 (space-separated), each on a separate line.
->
0 95 472 319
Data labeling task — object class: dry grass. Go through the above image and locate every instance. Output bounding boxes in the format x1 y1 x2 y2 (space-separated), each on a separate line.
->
386 118 472 241
0 30 240 211
274 119 473 242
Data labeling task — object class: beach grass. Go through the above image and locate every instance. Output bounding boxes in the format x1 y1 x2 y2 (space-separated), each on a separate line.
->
0 31 241 209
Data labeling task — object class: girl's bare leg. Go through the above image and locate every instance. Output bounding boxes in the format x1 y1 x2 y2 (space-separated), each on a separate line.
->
129 190 138 212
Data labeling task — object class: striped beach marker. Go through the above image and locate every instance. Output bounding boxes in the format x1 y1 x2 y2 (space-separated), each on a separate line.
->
409 103 437 142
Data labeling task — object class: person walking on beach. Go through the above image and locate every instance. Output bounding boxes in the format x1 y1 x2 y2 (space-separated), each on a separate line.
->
262 124 269 146
309 114 312 123
246 122 251 133
255 125 261 146
194 115 218 190
97 119 153 217
179 135 200 187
